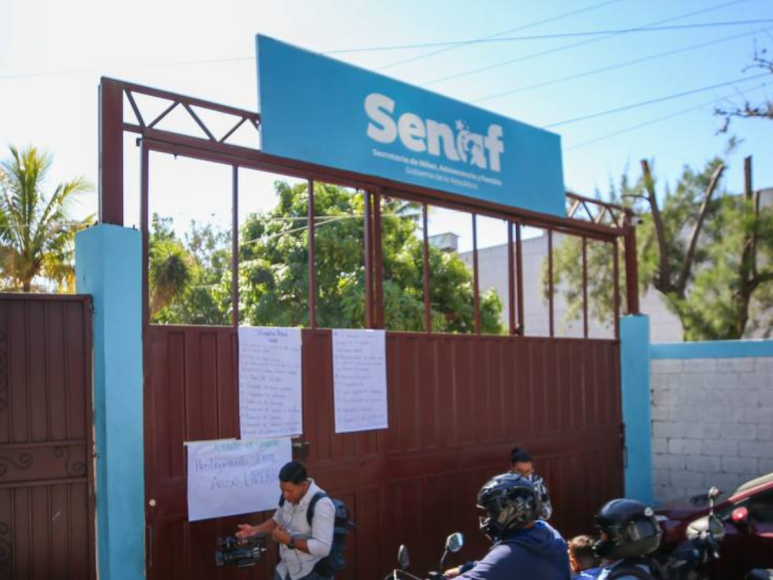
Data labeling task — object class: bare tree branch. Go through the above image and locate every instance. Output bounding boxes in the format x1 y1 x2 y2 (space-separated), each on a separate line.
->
640 159 673 293
715 47 773 132
676 163 725 295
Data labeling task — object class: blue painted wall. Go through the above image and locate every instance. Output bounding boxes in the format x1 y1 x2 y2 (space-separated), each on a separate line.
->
76 224 145 580
651 339 773 359
620 315 654 505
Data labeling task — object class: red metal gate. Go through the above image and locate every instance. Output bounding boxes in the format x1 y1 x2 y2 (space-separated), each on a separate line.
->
0 294 96 580
99 78 632 580
144 329 622 579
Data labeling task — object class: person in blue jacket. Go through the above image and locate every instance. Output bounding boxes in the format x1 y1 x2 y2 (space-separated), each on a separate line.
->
444 473 571 580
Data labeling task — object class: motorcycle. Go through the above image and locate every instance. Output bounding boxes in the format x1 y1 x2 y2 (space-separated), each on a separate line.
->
384 532 465 580
659 486 725 580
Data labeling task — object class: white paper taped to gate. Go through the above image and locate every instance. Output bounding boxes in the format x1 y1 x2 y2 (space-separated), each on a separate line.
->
186 437 291 522
238 326 303 439
332 328 388 433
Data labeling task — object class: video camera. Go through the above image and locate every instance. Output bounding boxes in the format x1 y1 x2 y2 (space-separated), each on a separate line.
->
215 533 267 568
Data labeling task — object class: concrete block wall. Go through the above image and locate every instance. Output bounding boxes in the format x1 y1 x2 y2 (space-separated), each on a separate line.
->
650 342 773 503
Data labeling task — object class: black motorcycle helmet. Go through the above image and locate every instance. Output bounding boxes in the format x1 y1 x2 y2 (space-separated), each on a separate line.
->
593 499 662 560
477 473 542 541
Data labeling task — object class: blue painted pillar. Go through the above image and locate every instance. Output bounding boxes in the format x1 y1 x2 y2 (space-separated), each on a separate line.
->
620 314 653 505
76 225 145 580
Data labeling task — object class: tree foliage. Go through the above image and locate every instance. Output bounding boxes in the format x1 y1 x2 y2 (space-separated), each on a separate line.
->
239 181 503 332
0 145 93 292
149 215 231 325
551 157 773 340
151 181 504 333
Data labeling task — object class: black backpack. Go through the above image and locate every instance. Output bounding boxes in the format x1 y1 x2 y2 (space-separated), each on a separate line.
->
278 492 356 577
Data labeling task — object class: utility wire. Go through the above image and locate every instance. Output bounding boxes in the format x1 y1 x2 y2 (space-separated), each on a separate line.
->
372 0 625 70
0 1 624 80
472 26 772 103
563 82 769 152
544 71 771 128
422 0 753 86
327 19 773 55
0 1 755 83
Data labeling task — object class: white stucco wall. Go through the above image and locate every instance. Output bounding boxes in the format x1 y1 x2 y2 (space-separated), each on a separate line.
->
461 232 684 341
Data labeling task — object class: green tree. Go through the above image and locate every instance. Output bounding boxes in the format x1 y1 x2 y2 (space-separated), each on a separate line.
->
551 157 773 340
0 145 93 292
238 181 503 333
149 215 231 325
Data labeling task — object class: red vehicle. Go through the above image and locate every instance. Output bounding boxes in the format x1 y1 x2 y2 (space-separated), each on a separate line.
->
655 472 773 579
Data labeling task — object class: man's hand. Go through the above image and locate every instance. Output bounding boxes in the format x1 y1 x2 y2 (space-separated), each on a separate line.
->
271 525 291 545
236 524 257 540
444 567 461 579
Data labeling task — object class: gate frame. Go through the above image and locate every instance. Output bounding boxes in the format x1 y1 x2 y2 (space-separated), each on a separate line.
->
98 77 640 331
94 76 643 580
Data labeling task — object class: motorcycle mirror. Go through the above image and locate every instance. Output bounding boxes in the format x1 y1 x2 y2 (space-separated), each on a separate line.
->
397 545 410 570
445 532 464 553
732 506 749 526
708 487 720 500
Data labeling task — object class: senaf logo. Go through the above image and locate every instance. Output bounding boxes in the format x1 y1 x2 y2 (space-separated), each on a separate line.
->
364 93 504 172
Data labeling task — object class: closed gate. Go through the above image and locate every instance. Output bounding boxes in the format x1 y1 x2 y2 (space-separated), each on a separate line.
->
99 78 635 580
145 327 622 579
0 295 96 580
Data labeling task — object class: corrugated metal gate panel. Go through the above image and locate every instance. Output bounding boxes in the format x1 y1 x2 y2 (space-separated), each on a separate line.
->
0 295 95 580
145 327 622 580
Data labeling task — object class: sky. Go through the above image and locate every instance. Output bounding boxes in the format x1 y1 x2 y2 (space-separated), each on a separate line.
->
1 0 772 252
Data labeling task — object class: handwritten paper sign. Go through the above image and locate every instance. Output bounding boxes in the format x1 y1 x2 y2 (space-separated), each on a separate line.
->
239 327 303 439
332 329 388 433
186 437 292 522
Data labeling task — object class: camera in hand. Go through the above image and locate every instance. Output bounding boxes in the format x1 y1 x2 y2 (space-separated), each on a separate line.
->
215 534 267 568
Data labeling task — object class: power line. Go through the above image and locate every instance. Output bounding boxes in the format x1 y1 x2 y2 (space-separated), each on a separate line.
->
472 26 771 104
563 81 769 151
0 55 256 82
544 72 771 128
0 2 626 81
326 19 773 55
0 1 756 84
421 0 753 87
372 0 625 70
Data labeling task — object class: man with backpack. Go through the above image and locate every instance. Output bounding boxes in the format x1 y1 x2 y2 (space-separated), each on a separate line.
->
236 461 343 580
592 499 664 580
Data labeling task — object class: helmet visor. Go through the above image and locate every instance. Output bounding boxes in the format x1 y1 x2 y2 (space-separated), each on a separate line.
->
629 519 658 541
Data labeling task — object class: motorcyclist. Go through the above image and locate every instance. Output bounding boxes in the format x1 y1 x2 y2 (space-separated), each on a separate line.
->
444 473 571 580
592 499 663 580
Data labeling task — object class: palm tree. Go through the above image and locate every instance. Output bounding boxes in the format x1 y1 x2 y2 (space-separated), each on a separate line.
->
0 145 93 292
149 236 193 318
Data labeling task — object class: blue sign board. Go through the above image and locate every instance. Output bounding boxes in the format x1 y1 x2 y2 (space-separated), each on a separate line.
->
256 36 565 217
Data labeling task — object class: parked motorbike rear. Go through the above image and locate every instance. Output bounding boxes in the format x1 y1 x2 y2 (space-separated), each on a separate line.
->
660 486 725 580
384 532 464 580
